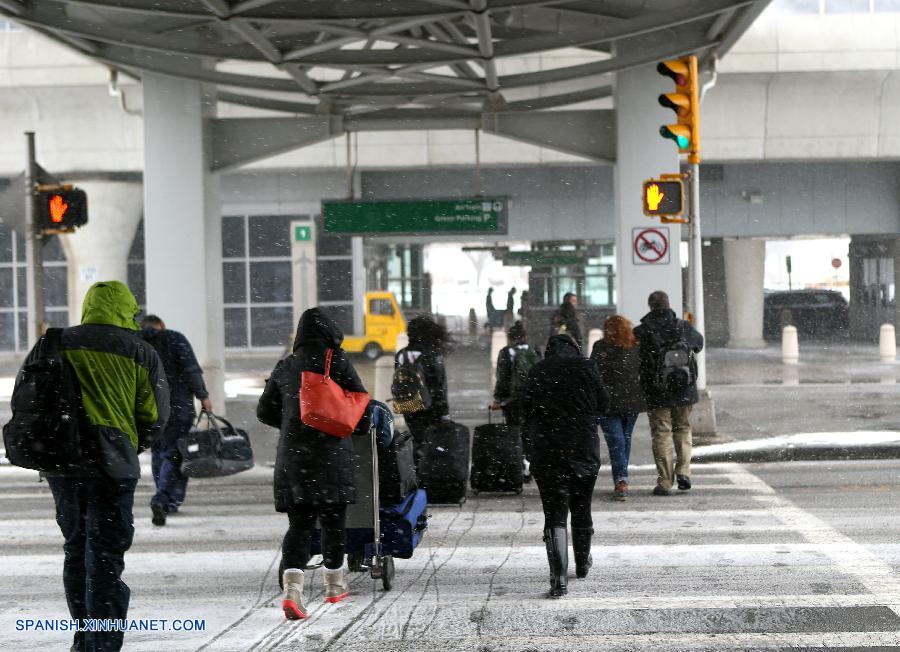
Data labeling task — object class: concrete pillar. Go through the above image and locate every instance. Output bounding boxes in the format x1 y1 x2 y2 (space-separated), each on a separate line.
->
848 236 866 341
724 239 766 348
141 71 225 413
352 236 366 335
60 181 143 321
702 238 729 347
613 48 682 323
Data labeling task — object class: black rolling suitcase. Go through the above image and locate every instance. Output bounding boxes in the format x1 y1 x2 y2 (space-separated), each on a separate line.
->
418 420 470 504
471 411 523 494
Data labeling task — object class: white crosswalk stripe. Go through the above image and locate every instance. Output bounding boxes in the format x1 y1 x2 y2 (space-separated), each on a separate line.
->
1 461 899 650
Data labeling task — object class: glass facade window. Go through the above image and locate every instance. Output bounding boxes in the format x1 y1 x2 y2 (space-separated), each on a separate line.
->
825 0 869 11
248 215 292 257
0 224 68 352
223 214 303 349
770 0 822 12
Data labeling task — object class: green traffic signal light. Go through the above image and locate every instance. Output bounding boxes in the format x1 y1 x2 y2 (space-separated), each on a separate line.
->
659 125 690 149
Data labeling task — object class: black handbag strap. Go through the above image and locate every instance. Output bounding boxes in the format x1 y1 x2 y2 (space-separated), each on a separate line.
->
195 410 239 438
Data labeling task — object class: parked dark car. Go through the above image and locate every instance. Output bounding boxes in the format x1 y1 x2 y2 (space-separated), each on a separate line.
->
763 290 849 340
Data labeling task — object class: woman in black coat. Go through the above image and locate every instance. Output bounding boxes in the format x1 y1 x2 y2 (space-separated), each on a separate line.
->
523 334 608 598
257 307 368 620
394 315 452 465
590 315 647 502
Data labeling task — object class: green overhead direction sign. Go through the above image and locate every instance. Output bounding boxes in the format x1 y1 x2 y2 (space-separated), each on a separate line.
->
322 198 508 235
502 251 585 266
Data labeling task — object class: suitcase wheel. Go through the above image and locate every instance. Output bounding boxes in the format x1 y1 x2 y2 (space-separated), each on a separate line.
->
381 556 395 591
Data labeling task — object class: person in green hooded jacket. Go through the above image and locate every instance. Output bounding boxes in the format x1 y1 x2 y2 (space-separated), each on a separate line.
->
22 281 170 652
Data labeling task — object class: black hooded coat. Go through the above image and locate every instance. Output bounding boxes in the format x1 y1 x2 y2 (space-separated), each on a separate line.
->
522 335 608 478
257 308 368 511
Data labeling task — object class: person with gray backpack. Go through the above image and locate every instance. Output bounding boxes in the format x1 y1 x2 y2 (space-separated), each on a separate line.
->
491 321 540 482
633 290 704 497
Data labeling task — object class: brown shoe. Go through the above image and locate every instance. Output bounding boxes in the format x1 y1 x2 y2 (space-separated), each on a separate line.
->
613 481 628 501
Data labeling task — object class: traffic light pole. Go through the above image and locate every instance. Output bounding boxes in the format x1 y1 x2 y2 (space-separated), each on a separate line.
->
689 161 706 391
24 131 46 347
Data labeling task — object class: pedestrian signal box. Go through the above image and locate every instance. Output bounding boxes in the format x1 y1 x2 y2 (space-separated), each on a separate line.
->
642 179 684 217
35 186 88 233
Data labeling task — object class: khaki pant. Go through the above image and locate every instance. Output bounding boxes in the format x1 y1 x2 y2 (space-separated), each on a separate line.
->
648 405 693 491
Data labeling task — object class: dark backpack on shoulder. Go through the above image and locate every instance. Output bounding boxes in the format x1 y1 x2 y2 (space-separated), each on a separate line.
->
391 351 432 415
653 324 696 393
509 347 540 400
3 329 86 472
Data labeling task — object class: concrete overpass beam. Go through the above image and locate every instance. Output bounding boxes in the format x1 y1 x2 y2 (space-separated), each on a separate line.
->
724 238 766 348
142 71 226 412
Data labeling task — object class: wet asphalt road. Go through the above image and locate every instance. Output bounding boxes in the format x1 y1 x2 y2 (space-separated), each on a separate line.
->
1 458 899 651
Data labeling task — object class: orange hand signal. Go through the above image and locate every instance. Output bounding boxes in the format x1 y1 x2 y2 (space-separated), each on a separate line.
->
646 184 665 211
49 194 69 223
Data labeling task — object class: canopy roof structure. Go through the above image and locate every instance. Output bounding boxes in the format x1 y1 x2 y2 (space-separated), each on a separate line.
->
1 0 769 118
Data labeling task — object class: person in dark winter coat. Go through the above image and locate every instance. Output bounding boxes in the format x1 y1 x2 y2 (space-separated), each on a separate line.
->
141 315 212 526
394 315 452 465
257 307 368 620
633 291 704 497
522 334 608 597
590 315 646 501
491 321 541 481
550 292 583 350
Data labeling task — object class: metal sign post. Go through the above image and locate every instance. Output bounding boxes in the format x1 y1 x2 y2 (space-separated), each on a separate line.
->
689 160 706 391
24 132 46 347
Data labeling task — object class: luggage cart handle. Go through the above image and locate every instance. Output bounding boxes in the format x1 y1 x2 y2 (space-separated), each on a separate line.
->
370 420 381 557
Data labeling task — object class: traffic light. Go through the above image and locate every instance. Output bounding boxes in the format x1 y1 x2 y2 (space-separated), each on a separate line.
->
34 186 88 232
642 178 684 218
657 56 700 163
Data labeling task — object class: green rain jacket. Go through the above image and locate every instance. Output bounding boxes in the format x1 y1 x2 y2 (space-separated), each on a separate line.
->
27 281 170 479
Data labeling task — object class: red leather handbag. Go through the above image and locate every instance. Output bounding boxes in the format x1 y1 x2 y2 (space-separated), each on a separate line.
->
300 348 370 438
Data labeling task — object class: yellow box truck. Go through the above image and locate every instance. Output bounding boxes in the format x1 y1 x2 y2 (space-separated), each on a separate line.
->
342 291 406 360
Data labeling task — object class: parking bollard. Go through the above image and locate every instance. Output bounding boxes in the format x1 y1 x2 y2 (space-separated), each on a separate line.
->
489 330 507 389
373 355 395 403
880 324 896 363
586 328 603 354
396 331 408 353
782 325 799 365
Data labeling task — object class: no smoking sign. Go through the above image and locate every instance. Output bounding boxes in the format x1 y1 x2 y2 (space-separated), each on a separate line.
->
632 227 670 265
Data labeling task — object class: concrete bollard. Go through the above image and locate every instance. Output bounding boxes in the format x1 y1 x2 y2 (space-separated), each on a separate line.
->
879 324 896 363
373 355 395 403
586 328 603 354
395 331 408 352
781 325 799 365
489 330 507 390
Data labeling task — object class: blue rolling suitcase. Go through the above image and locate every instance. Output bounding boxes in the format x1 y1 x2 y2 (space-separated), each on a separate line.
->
380 489 428 559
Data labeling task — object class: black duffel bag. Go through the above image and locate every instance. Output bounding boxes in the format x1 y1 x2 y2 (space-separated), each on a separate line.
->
178 411 254 478
378 429 418 505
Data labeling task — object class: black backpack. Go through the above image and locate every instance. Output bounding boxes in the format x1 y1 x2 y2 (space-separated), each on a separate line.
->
391 350 432 415
509 346 540 400
3 329 86 472
653 324 696 393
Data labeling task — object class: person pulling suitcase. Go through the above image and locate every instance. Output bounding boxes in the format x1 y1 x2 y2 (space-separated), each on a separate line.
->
491 321 540 482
